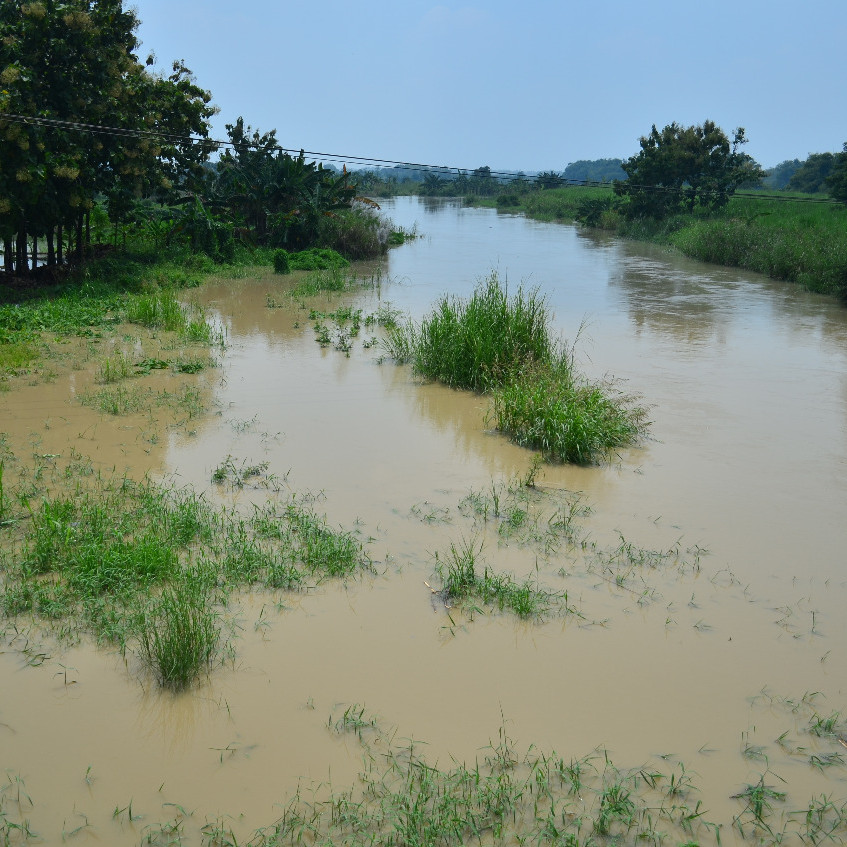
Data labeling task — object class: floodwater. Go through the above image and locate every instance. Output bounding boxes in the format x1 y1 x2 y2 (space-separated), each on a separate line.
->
2 196 847 844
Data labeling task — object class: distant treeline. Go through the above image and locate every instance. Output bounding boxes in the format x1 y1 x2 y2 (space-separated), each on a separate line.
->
353 160 626 197
351 153 846 198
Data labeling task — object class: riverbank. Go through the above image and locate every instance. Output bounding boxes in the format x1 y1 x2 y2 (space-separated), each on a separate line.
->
472 187 847 299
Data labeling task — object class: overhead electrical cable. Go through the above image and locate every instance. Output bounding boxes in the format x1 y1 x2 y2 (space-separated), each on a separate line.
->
1 112 840 204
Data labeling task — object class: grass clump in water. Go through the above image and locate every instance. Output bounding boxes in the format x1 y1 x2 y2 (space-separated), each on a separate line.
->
123 289 217 343
385 272 649 464
387 271 553 392
288 247 349 271
290 267 349 298
139 581 219 690
434 537 577 621
491 362 649 465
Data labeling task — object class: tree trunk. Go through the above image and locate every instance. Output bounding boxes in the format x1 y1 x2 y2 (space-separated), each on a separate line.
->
16 227 29 274
57 224 63 265
76 213 84 265
3 239 13 274
47 228 55 266
32 235 37 270
85 210 91 248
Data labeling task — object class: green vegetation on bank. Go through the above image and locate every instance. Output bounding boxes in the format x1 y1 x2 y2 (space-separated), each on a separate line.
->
481 186 847 298
384 273 648 464
1 1 402 281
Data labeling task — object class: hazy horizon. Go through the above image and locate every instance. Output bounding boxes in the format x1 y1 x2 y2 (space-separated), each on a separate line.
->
132 0 847 172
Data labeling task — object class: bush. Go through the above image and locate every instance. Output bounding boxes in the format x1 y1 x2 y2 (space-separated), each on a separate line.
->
316 203 393 259
289 247 349 271
273 248 291 274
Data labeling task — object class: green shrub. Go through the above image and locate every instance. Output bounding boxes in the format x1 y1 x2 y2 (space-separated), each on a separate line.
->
289 247 349 271
273 248 291 274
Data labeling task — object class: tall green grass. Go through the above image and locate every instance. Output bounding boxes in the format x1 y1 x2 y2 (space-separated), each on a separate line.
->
385 273 648 464
139 581 219 690
669 198 847 296
491 363 648 465
471 186 847 297
387 272 554 392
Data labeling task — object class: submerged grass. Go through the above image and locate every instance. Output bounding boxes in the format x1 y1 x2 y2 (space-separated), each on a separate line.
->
206 712 782 847
433 537 578 620
0 464 372 688
385 272 649 464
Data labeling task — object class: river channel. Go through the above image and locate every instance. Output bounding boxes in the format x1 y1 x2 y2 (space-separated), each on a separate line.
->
2 196 846 845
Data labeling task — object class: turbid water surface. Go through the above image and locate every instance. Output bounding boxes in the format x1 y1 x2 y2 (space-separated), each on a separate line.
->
2 197 847 845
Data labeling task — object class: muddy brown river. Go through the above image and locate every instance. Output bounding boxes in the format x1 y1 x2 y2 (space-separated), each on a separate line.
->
2 196 847 845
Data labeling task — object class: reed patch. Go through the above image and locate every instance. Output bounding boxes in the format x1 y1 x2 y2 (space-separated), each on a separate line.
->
384 272 649 464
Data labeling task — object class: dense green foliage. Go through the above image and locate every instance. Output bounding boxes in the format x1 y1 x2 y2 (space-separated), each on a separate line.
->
288 247 349 271
208 118 357 250
614 121 764 218
0 0 216 273
788 152 836 193
563 158 626 183
0 2 399 280
827 143 847 205
764 159 802 190
273 248 291 274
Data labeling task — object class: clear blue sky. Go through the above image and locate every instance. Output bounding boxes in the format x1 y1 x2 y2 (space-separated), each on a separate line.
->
132 0 847 171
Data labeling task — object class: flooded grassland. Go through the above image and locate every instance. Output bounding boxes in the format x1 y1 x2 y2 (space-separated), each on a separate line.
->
2 198 847 846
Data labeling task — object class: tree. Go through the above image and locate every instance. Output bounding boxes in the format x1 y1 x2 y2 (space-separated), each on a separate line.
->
827 143 847 205
763 159 802 190
788 152 836 194
614 120 764 219
0 0 215 275
535 171 565 189
211 118 356 249
563 160 626 183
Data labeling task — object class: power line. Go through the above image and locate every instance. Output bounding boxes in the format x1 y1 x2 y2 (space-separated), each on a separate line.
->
1 111 842 204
